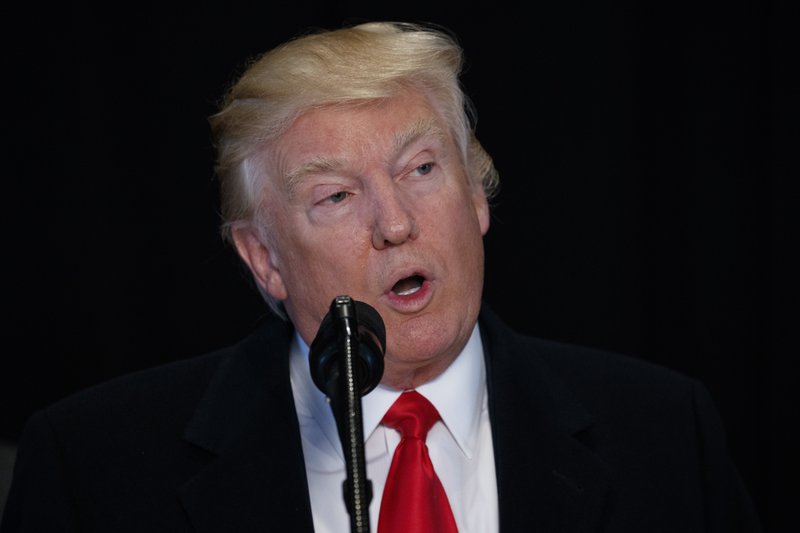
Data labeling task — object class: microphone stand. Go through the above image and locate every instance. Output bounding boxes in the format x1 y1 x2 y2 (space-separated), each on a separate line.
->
330 297 372 533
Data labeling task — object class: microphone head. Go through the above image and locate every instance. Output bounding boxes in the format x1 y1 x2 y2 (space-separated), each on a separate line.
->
309 296 386 399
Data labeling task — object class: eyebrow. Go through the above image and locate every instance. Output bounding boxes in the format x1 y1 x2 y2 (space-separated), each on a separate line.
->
283 117 447 198
285 156 344 198
395 117 447 154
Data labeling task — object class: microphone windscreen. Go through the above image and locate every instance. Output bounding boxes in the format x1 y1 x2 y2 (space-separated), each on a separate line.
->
309 296 386 398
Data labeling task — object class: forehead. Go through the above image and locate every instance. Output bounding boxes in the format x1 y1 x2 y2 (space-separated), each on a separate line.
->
268 90 451 186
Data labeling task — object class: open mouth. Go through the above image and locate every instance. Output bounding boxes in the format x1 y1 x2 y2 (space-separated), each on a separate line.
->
391 274 425 296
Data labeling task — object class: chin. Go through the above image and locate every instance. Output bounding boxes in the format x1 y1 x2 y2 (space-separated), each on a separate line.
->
389 318 461 362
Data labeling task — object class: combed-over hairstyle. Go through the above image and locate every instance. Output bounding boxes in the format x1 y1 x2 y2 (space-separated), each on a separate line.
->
209 21 499 315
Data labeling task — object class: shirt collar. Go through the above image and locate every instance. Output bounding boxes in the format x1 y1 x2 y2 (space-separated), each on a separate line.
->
414 325 485 458
290 323 486 461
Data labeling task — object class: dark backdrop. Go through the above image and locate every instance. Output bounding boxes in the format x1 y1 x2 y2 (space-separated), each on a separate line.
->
3 1 794 530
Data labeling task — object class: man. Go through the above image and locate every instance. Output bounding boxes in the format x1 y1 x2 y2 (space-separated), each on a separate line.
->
2 21 761 532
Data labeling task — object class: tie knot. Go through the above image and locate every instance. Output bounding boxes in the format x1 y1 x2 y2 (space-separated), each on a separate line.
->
382 390 441 440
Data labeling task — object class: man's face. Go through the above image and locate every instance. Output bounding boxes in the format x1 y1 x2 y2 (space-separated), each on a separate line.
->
239 89 490 388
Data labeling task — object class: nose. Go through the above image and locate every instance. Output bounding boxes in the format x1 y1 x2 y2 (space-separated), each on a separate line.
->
371 182 418 249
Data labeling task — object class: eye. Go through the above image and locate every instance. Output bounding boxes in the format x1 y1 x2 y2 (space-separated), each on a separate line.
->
414 162 435 176
319 191 351 205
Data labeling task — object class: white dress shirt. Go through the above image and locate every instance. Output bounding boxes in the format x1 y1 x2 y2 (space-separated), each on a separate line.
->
289 324 498 533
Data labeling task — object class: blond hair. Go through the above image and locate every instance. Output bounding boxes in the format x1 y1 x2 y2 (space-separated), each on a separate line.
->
210 21 498 240
209 21 499 315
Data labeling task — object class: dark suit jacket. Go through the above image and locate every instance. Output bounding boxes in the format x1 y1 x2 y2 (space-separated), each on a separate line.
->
1 306 762 532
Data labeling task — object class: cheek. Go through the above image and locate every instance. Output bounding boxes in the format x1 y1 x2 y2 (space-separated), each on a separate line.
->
282 232 369 295
446 194 488 274
446 188 488 238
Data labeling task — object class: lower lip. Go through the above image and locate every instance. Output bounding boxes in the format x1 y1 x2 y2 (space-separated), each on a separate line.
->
383 279 433 312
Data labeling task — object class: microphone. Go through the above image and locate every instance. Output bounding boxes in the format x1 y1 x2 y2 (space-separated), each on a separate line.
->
309 295 386 400
308 295 386 532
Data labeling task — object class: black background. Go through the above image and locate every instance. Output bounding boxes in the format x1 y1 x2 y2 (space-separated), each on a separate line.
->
2 1 795 530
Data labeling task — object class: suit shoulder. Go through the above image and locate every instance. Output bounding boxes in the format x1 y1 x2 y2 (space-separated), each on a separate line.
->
528 335 693 388
479 306 701 405
40 348 228 434
34 317 292 443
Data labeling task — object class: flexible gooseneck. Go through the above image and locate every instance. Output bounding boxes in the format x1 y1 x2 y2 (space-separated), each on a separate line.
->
309 295 386 533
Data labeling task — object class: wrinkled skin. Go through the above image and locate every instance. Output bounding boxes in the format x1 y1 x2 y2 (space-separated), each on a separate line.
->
233 89 490 389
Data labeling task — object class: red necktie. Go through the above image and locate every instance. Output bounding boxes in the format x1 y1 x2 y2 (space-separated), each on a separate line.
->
377 390 458 533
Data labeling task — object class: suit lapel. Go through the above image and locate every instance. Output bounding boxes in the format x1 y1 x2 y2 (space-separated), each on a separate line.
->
178 318 315 533
174 306 612 532
480 307 612 532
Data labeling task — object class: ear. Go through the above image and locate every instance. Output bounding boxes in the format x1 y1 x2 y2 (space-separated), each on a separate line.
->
231 224 288 301
472 186 491 236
